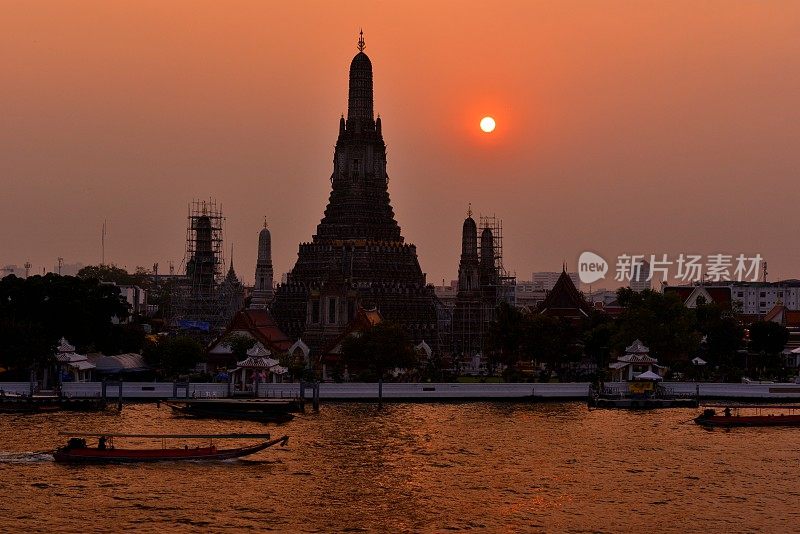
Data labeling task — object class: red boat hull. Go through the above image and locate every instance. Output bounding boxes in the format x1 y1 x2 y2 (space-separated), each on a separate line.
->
695 415 800 427
53 436 288 463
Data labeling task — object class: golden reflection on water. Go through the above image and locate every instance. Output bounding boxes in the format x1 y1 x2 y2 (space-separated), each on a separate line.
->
1 402 800 532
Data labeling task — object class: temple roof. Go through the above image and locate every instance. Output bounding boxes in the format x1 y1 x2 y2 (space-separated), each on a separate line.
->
538 269 591 318
217 309 293 353
764 303 800 327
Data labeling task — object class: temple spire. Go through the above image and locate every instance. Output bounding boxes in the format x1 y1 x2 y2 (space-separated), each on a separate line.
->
347 30 374 123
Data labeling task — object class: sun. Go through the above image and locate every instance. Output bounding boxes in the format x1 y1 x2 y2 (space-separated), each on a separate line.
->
480 116 496 133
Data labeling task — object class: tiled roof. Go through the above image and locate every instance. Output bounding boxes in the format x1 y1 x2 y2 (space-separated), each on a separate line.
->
321 306 384 359
785 311 800 327
664 285 732 305
225 309 293 353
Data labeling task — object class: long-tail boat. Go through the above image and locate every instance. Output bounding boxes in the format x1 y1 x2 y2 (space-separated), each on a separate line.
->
694 406 800 427
53 432 288 463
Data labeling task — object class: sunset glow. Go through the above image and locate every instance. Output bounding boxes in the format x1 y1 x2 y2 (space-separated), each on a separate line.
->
3 4 800 533
2 1 800 284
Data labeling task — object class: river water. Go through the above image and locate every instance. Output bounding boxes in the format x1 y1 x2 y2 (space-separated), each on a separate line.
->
1 402 799 533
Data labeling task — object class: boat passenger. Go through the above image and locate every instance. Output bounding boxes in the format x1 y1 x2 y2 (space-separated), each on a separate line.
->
724 407 731 417
98 436 107 450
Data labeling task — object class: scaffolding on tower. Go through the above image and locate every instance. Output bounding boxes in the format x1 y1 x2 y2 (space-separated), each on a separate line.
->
479 215 517 309
169 199 228 335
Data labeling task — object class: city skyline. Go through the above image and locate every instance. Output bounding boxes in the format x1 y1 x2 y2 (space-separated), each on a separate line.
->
2 1 799 285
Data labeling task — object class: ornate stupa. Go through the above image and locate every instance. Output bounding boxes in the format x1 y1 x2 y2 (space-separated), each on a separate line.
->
250 220 274 309
272 32 437 355
452 209 482 356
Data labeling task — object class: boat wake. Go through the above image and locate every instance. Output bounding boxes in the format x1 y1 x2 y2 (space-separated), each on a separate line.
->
0 451 54 463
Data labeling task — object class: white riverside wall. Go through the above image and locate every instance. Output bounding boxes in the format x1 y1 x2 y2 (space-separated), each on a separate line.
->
3 381 800 400
259 382 588 400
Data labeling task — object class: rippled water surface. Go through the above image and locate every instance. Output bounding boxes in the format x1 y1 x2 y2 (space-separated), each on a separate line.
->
1 402 799 532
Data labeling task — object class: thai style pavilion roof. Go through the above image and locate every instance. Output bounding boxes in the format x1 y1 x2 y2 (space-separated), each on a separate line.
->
235 356 280 369
57 337 75 353
624 339 650 354
54 338 94 369
246 342 271 358
618 353 658 364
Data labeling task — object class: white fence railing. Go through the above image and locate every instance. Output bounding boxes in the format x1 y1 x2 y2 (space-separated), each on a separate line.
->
3 381 800 400
0 382 33 395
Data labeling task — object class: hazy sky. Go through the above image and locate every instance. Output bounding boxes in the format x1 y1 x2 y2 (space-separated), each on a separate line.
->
2 1 799 285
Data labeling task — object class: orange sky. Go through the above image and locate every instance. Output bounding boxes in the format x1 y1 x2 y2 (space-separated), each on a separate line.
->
2 1 799 284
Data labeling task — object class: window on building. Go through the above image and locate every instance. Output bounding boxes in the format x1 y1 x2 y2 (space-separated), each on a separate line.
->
759 301 766 308
328 297 337 324
311 300 320 324
760 292 766 298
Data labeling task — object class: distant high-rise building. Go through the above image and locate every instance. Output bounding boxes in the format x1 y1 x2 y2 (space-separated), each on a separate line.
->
250 221 274 309
630 259 651 292
271 33 437 357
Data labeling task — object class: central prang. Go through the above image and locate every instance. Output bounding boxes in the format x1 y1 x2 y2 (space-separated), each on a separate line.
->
271 34 438 373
